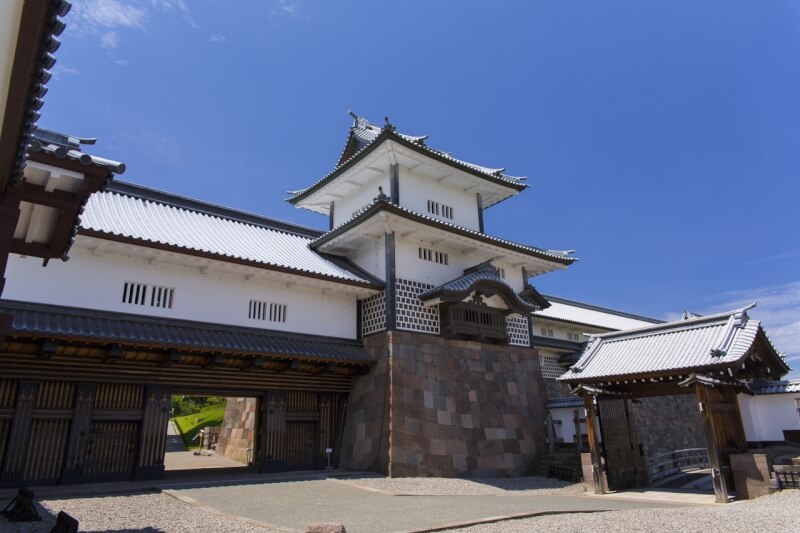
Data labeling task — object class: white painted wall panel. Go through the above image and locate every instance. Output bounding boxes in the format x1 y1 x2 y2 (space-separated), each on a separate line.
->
5 246 358 339
549 407 586 444
399 167 480 230
347 234 385 281
738 393 800 442
333 170 389 227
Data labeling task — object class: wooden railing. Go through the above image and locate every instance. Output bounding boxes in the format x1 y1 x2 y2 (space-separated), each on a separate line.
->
647 448 710 482
439 302 508 343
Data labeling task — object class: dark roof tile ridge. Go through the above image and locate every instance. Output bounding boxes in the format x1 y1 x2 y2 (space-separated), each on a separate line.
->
106 180 323 238
540 295 663 324
312 198 576 264
590 305 758 341
0 299 366 346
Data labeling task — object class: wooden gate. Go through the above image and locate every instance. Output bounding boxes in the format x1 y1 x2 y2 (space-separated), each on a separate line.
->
260 390 347 472
597 397 643 490
696 384 747 502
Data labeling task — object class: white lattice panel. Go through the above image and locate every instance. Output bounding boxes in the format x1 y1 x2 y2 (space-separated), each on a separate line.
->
395 278 440 334
362 291 386 336
506 314 530 346
539 351 564 379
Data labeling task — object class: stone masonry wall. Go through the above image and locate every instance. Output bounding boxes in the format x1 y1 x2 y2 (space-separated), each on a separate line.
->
339 334 391 472
390 331 549 477
216 397 258 464
340 331 549 477
630 394 705 461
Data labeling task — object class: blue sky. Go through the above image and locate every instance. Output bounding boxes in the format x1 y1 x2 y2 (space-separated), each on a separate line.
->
43 1 799 377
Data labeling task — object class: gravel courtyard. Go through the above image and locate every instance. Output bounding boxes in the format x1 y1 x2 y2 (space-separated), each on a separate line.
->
0 476 796 532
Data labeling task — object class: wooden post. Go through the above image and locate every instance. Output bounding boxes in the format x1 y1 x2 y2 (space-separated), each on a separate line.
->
725 386 748 452
0 381 38 486
135 385 171 480
574 409 583 451
696 384 730 503
319 393 332 468
259 390 287 472
61 384 96 483
583 392 604 494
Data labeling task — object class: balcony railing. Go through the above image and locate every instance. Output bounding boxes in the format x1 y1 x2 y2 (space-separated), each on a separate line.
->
439 302 508 343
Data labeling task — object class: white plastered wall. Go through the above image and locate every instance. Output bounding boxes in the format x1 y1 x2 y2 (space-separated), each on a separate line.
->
332 171 390 227
347 233 385 281
399 167 481 231
4 244 358 339
549 406 586 443
394 237 524 293
738 392 800 442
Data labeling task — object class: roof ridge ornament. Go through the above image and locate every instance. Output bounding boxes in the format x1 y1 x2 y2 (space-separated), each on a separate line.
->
383 116 396 132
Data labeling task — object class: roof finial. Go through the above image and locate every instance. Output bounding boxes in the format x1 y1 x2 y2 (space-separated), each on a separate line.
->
383 116 395 131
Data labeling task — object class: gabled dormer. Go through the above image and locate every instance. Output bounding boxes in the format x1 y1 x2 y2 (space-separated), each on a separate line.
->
287 114 528 232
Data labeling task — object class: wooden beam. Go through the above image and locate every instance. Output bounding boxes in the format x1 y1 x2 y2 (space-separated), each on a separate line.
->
17 182 81 209
696 383 730 503
103 344 124 362
39 340 57 359
160 350 182 366
583 392 604 494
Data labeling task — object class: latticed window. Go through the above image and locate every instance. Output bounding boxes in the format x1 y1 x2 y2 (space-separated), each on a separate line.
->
248 300 287 323
122 282 174 309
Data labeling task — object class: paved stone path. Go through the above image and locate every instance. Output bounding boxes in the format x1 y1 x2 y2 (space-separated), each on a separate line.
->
168 478 686 533
165 419 186 453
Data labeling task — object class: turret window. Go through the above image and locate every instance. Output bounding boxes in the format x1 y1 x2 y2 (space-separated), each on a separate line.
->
427 200 453 220
249 300 287 323
419 247 448 265
122 282 174 309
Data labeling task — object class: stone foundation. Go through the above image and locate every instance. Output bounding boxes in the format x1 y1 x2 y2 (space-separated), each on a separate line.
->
340 331 548 477
216 397 258 464
629 394 705 461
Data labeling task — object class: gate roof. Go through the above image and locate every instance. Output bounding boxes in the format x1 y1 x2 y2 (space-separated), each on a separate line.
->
559 304 789 383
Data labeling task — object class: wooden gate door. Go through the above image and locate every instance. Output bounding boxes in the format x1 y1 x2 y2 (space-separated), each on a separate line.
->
696 384 747 502
286 422 317 469
597 397 641 490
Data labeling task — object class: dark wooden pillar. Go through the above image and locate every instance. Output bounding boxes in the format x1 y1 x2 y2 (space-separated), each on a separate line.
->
384 232 397 331
725 386 748 452
545 411 555 454
573 409 583 451
696 383 730 503
135 385 171 480
389 163 399 204
319 392 333 465
260 390 287 472
583 392 604 494
61 384 96 483
0 193 21 337
1 381 38 486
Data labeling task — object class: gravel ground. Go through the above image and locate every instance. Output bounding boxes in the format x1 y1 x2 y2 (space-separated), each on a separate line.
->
443 489 800 533
337 475 587 496
0 492 281 533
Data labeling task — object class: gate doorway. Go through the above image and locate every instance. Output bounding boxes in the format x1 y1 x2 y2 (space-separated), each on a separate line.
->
165 394 255 472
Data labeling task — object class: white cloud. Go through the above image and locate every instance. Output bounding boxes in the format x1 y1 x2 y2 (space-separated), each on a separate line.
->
693 281 800 376
210 34 226 43
72 0 199 47
114 59 129 66
100 31 120 48
272 0 306 20
52 65 80 79
73 0 147 31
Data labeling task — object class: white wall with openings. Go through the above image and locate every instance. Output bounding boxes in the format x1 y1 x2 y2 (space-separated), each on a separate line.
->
399 166 481 231
332 169 390 227
5 242 359 339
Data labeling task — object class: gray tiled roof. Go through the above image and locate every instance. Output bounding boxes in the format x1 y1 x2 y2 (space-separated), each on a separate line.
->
545 397 584 409
80 181 381 287
0 300 373 364
7 2 72 185
29 128 126 174
750 380 800 395
312 197 576 266
559 304 788 382
289 114 527 205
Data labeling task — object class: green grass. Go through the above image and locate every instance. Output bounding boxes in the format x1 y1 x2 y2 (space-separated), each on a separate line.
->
172 405 225 449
